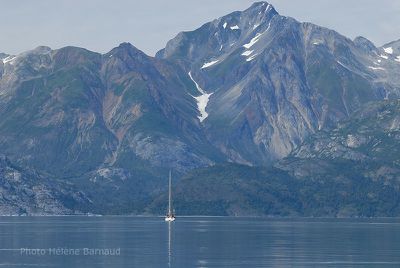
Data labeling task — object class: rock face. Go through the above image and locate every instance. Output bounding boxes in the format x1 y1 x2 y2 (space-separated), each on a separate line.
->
289 99 400 173
0 155 89 215
0 43 225 214
157 1 400 164
0 1 400 215
0 44 218 176
148 100 400 217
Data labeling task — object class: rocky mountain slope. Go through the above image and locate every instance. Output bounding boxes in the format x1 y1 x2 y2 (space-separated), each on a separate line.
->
158 1 400 164
291 100 400 164
0 43 227 213
0 155 88 215
0 1 399 215
0 44 219 176
149 100 400 217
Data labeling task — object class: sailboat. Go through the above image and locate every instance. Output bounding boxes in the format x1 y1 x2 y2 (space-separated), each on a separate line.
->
165 170 175 222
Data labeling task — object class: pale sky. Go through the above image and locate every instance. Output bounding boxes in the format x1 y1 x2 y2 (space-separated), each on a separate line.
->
1 0 399 56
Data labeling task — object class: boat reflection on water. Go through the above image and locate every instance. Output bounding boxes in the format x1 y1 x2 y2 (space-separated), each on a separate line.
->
168 221 173 267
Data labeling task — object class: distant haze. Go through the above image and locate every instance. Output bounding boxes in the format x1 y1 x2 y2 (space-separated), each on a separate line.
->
1 0 399 55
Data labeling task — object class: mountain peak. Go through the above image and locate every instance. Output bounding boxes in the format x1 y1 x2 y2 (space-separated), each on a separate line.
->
381 38 400 57
107 42 148 58
103 42 154 78
117 42 135 50
116 42 142 53
32 46 52 53
21 46 52 56
249 1 272 9
157 1 279 61
353 36 376 52
383 38 400 47
247 1 277 15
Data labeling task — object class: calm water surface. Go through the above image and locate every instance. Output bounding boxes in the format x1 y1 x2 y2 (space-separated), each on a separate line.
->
0 217 399 267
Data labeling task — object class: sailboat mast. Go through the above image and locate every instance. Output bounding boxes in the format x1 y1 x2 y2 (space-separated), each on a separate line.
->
165 170 175 221
168 170 172 215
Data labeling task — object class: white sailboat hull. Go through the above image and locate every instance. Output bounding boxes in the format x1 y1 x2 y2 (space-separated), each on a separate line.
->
165 216 175 222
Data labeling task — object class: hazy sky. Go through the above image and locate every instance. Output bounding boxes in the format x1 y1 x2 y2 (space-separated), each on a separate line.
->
1 0 400 56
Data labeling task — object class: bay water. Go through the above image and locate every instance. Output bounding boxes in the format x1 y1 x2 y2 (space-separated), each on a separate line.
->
0 216 399 267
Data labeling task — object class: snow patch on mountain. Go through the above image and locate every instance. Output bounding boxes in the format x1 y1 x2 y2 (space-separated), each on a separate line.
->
336 61 351 70
201 60 219 69
380 54 389 60
230 25 240 30
188 72 213 122
243 22 271 49
259 4 271 15
243 33 263 49
384 47 393 54
246 54 258 62
2 56 16 64
223 22 227 29
368 66 385 71
395 56 400 63
241 50 254 56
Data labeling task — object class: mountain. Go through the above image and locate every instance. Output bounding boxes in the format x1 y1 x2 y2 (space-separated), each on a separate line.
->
291 100 400 163
0 53 9 61
147 162 400 217
157 1 400 164
0 1 400 215
0 43 223 213
0 155 89 215
382 39 400 60
0 44 220 176
148 100 400 217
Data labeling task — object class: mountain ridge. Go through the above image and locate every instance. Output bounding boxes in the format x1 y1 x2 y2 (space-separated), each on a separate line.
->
0 1 400 215
156 1 400 165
